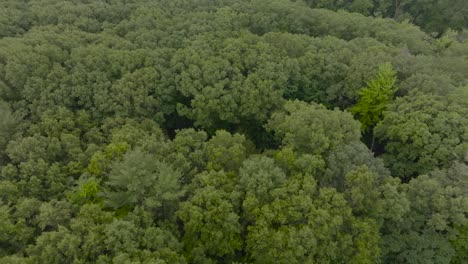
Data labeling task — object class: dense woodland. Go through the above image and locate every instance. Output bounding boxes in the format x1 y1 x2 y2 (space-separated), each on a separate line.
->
0 0 467 263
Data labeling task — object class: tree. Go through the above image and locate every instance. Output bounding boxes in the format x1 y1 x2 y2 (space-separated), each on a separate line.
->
178 170 241 263
238 156 286 206
351 63 397 146
324 141 390 191
344 166 383 218
205 130 253 172
172 32 287 133
26 204 110 263
451 225 468 264
305 0 468 35
381 175 468 263
0 0 467 262
267 100 361 155
0 101 18 164
105 149 184 219
375 92 468 179
166 128 208 185
243 172 379 263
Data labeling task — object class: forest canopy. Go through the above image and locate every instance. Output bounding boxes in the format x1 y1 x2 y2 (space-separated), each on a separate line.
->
0 0 467 263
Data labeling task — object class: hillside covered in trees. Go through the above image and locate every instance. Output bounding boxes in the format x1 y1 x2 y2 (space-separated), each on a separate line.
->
0 0 467 263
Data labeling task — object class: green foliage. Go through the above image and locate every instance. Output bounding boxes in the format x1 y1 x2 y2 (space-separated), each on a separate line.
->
178 170 241 263
105 149 184 219
0 101 19 164
451 225 468 264
345 167 383 218
305 0 468 35
205 130 253 172
381 175 468 263
351 63 397 132
267 100 361 155
0 0 466 263
239 156 286 205
375 92 468 179
324 142 389 190
168 129 208 183
87 143 130 177
68 177 103 205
